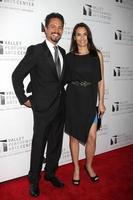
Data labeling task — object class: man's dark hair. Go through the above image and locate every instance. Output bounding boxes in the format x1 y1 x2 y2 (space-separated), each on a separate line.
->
45 12 64 27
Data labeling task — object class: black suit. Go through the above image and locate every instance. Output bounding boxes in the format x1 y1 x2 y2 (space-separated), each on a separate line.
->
12 41 66 184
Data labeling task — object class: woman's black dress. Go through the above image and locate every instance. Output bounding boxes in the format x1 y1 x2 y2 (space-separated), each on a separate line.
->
65 52 101 144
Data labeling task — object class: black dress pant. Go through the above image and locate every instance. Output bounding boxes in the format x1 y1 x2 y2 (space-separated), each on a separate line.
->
28 106 64 184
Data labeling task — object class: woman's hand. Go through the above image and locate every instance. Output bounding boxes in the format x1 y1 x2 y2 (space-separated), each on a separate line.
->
98 103 106 116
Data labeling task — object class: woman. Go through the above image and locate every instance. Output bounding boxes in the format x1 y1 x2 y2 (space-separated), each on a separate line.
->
65 23 106 185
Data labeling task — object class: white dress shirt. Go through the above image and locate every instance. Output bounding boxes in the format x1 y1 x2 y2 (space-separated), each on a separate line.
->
46 39 63 72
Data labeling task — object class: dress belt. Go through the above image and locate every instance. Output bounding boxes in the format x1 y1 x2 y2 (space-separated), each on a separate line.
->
70 81 92 87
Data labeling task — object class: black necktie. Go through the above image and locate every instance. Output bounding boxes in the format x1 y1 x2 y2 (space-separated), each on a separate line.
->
54 46 61 78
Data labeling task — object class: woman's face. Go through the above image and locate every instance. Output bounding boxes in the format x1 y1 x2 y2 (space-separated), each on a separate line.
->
74 27 88 48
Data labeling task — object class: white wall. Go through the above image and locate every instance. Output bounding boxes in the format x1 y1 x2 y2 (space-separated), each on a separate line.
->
0 0 133 182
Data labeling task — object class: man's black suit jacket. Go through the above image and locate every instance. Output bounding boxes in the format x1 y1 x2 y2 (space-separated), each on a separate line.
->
12 41 66 118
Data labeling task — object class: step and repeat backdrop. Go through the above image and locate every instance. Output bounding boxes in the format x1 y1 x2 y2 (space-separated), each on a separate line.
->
0 0 133 182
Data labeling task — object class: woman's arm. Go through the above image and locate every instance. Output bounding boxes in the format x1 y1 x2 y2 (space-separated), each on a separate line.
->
97 51 106 116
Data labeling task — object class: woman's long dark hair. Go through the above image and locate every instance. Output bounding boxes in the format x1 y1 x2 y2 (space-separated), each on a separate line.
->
70 22 99 56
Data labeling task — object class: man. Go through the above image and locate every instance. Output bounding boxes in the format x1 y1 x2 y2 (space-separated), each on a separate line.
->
12 13 66 197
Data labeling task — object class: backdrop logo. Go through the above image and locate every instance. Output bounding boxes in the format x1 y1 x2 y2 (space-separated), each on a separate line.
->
0 40 27 59
0 41 4 54
114 29 133 45
113 66 121 77
115 0 133 10
112 101 133 115
0 140 8 153
110 133 132 147
83 3 111 24
0 0 34 12
83 4 92 16
0 91 21 110
113 66 133 80
112 102 120 112
0 92 5 105
110 135 118 145
115 30 122 40
115 0 123 3
0 137 32 157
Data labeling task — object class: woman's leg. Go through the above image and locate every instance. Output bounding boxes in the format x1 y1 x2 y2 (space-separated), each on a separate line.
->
69 136 80 181
85 122 97 177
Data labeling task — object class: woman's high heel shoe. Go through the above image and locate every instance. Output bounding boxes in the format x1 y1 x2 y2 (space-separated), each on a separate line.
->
72 168 80 185
72 179 80 185
84 165 99 182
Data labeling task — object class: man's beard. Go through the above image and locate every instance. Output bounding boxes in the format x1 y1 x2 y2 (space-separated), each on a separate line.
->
50 33 61 43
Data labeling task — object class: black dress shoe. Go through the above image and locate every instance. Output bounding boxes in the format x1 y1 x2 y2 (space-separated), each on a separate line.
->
29 183 40 197
45 176 64 188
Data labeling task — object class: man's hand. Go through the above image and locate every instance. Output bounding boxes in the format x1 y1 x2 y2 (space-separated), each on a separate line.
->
24 99 32 108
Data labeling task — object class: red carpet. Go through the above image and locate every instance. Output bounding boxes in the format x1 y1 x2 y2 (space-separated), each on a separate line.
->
0 145 133 200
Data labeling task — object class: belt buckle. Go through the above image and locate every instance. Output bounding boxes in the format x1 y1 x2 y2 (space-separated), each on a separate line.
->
81 81 87 87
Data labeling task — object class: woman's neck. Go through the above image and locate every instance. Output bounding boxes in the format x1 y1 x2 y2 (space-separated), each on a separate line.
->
77 47 89 55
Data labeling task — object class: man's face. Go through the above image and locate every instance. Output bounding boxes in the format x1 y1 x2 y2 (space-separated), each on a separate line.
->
45 18 64 45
